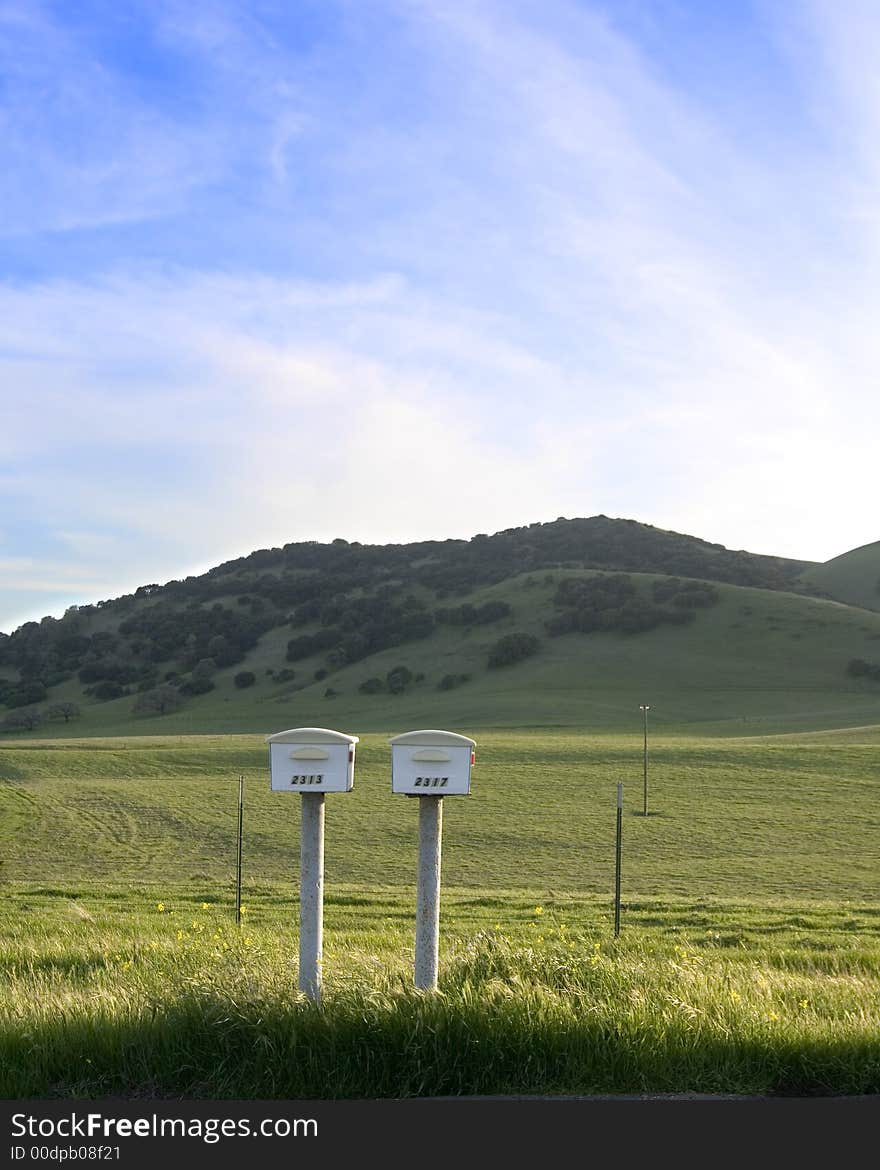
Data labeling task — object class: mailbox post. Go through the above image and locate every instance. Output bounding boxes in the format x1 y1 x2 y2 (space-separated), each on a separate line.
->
390 729 476 991
267 726 358 1003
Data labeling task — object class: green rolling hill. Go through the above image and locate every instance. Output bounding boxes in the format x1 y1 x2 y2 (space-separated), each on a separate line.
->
2 515 880 738
797 540 880 613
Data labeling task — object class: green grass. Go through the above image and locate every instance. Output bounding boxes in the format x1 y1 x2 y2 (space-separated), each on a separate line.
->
2 727 880 1098
2 886 879 1099
3 729 880 897
798 541 880 613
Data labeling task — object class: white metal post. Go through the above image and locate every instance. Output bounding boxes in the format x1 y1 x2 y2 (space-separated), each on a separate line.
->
299 791 325 1003
414 794 443 990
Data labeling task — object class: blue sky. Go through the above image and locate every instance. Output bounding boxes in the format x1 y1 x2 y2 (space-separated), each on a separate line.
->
2 0 879 634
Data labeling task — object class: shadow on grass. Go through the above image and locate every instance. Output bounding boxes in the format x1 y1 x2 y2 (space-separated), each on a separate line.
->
4 990 879 1102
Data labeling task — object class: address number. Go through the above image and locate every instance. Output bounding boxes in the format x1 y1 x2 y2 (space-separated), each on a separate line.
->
289 774 324 785
413 776 449 787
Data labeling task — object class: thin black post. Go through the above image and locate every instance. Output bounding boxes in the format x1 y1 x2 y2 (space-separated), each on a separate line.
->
639 704 650 816
614 782 623 937
236 774 243 926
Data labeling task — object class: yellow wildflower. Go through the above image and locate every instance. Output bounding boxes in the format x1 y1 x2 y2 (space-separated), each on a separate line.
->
156 902 165 913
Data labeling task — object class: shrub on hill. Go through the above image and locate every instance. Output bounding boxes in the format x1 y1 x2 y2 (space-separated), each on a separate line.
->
651 577 720 607
487 633 540 668
233 671 256 688
846 658 880 681
286 628 343 662
86 680 128 701
435 601 512 626
1 708 43 732
546 572 715 638
132 684 186 716
359 664 419 695
45 701 80 723
1 680 48 708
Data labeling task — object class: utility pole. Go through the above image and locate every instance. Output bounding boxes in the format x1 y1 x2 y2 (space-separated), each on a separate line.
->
639 704 650 816
236 774 243 925
614 782 623 937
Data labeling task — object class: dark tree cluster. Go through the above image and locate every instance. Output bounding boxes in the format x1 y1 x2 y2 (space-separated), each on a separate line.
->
846 658 880 682
435 600 511 626
358 664 421 695
132 684 186 716
0 678 49 708
1 701 81 734
651 578 720 608
119 603 270 670
287 627 346 662
546 573 707 637
287 595 434 670
487 632 540 668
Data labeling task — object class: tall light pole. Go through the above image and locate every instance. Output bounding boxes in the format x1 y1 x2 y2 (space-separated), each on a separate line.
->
639 704 650 816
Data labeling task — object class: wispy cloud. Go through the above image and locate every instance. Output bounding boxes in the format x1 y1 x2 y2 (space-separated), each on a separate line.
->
2 0 879 631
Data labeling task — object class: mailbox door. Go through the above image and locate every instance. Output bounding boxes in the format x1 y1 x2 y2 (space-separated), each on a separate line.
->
391 743 471 795
270 741 354 792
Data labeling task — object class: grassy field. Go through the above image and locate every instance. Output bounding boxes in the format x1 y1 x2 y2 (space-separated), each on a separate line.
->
2 727 879 897
2 726 879 1098
3 884 880 1099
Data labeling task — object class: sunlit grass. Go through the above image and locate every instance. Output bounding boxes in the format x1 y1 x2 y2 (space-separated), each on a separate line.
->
2 886 879 1099
3 729 880 899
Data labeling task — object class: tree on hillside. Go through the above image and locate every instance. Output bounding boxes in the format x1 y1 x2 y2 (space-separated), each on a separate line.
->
846 658 880 681
386 664 414 694
487 632 540 668
46 701 81 723
180 657 217 695
132 684 185 716
2 708 43 732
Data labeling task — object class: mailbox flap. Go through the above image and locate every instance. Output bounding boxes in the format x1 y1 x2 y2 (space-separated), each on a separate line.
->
388 729 476 748
266 727 359 746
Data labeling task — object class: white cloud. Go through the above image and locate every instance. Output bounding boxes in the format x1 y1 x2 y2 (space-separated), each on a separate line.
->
3 0 880 632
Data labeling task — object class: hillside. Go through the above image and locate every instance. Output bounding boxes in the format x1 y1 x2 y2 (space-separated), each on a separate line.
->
0 517 875 734
797 540 880 613
2 514 880 738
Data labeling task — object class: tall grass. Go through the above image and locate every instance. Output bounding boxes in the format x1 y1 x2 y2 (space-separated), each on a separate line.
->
3 728 879 1098
2 887 879 1099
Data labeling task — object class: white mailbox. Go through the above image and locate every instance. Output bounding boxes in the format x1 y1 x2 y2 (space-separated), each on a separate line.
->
390 729 476 796
267 727 359 793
